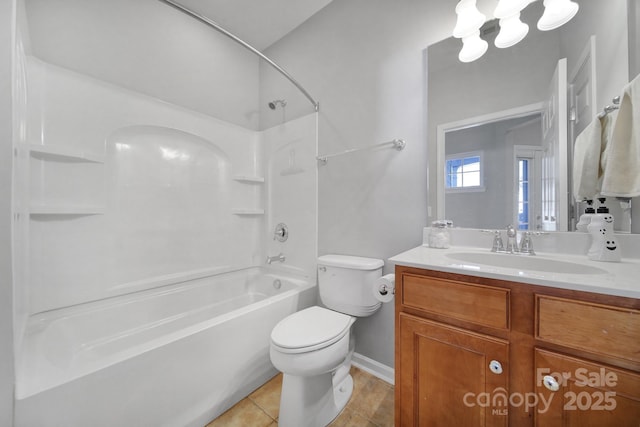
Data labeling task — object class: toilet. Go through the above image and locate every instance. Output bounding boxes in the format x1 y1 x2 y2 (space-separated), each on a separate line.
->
270 254 384 427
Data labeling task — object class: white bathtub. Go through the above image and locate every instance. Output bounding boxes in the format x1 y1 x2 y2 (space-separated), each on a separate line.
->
15 267 315 427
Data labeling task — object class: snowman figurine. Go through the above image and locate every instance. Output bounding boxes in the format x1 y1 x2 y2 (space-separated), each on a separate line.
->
586 213 621 262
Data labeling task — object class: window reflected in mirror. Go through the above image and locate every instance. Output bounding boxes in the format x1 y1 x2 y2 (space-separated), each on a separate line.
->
446 151 484 191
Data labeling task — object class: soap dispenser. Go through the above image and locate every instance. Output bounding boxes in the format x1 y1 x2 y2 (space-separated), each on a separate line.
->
576 199 595 232
596 197 609 215
586 198 621 262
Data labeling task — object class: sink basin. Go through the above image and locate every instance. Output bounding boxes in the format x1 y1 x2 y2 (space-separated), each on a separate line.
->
445 252 608 275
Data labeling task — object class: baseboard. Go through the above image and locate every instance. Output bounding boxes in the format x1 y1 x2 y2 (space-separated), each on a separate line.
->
351 352 394 385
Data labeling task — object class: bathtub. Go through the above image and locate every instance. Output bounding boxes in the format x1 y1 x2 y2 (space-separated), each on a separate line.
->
15 267 315 427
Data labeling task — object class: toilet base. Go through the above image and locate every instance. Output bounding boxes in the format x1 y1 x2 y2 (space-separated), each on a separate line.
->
333 370 354 416
278 365 354 427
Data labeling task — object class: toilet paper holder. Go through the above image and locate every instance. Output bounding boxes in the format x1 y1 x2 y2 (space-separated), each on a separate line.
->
373 273 396 303
378 283 395 296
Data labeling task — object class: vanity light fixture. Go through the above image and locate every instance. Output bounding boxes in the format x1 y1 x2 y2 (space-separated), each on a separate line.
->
537 0 579 31
452 0 579 62
493 0 530 48
457 31 490 62
453 0 489 62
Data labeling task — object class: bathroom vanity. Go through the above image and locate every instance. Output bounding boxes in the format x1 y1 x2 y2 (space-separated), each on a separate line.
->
390 235 640 426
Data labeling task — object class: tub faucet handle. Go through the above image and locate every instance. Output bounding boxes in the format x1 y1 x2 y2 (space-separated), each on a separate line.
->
273 223 288 242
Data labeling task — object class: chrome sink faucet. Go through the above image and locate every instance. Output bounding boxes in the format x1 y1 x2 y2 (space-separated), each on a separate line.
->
266 253 286 264
506 224 518 253
482 226 544 255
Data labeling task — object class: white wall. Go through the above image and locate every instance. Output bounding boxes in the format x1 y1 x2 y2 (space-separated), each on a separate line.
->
264 0 463 367
24 0 261 130
559 0 629 110
263 114 318 280
1 1 16 425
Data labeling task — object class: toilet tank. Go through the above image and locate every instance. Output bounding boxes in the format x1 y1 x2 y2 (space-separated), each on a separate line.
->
317 254 384 317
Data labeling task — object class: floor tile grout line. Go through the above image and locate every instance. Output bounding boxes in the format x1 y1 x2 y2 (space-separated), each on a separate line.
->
247 396 278 423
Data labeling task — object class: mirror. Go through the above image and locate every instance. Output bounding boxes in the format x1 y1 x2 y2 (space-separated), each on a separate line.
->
443 110 543 230
427 0 639 233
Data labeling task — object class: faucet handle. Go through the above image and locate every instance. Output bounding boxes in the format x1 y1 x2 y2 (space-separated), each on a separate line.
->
520 231 535 255
481 230 504 252
273 223 288 242
519 231 549 255
494 231 506 252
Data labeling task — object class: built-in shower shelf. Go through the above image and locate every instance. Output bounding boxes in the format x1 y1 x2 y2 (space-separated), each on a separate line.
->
29 205 105 216
28 144 105 163
233 175 265 184
232 209 265 216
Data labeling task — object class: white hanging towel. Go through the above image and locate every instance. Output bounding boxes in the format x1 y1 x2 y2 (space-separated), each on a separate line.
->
601 74 640 197
598 113 615 191
572 115 607 200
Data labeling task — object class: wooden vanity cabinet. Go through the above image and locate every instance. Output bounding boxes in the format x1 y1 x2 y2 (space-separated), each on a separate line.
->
394 265 640 427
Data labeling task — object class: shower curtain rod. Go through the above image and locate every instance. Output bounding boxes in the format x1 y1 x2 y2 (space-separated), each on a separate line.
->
157 0 320 112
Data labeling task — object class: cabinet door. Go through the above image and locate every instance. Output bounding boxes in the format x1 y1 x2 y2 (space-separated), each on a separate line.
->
397 313 509 427
535 348 640 426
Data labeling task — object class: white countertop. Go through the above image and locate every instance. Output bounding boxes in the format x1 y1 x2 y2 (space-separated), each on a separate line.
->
389 245 640 299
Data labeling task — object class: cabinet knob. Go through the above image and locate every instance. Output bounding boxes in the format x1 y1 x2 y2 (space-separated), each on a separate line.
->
489 360 503 374
542 375 560 391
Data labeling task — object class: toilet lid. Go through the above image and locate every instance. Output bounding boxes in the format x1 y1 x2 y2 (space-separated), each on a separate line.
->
271 306 353 351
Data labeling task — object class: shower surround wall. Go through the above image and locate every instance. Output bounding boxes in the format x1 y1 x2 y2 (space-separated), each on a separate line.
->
13 0 318 425
21 57 267 314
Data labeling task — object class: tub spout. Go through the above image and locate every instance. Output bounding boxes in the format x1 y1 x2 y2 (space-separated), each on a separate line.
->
266 253 285 264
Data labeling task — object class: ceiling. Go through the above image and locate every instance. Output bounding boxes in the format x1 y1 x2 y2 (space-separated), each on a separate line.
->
174 0 335 50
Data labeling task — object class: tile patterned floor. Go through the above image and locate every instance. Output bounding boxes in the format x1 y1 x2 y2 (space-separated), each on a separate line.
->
205 366 394 427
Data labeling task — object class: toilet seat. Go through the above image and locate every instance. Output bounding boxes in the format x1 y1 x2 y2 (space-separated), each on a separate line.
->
271 306 354 354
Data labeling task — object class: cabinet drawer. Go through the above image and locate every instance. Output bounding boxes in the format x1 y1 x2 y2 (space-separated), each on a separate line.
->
401 274 510 330
536 295 640 363
534 348 640 427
